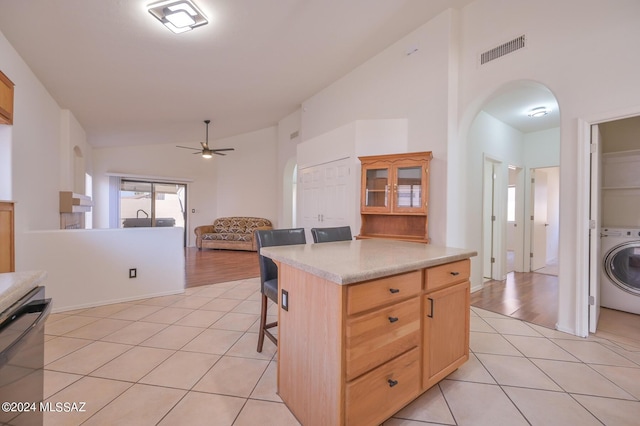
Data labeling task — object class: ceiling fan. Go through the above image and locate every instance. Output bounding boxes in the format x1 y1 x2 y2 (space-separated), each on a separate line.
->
176 120 234 158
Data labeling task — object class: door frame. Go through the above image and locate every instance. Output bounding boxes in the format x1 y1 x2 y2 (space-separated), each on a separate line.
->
588 125 602 333
482 155 506 281
577 106 640 337
511 165 526 272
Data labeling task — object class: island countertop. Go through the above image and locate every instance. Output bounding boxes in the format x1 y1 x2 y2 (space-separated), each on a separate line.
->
260 238 477 285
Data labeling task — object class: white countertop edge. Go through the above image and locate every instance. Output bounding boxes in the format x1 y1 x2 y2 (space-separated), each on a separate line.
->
261 240 477 285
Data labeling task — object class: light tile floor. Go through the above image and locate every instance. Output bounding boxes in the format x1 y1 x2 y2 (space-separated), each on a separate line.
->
41 278 640 425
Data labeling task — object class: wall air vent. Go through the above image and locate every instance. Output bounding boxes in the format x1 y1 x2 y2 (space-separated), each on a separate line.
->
290 130 300 140
480 35 526 65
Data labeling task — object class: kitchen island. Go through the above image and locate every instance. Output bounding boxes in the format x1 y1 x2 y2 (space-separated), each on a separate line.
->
261 239 476 426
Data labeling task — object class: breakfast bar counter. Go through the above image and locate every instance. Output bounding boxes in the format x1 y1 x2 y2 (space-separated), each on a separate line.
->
261 239 476 426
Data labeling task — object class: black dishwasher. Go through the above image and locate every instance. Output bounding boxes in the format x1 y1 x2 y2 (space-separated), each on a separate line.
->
0 286 51 426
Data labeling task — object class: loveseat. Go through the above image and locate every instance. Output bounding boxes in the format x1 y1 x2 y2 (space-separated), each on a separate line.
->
194 217 273 251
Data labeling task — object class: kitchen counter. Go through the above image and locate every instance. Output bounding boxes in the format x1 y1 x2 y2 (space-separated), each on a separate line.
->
260 238 477 284
0 270 47 316
261 238 476 426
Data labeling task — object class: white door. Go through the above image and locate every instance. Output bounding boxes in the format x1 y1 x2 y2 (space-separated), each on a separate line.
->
299 167 322 231
531 169 548 271
589 125 602 333
298 158 352 239
322 160 350 226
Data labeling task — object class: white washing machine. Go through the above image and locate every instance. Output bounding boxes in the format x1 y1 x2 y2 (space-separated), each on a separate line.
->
601 227 640 314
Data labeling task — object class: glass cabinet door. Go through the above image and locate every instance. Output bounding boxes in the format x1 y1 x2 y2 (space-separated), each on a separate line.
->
363 167 390 210
394 166 424 211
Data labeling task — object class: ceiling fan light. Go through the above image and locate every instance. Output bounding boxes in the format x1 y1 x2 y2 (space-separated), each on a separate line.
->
202 150 213 159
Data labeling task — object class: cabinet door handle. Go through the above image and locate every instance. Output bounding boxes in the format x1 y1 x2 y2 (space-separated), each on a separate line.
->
389 288 400 294
427 297 434 318
450 271 460 276
388 316 399 323
387 379 398 387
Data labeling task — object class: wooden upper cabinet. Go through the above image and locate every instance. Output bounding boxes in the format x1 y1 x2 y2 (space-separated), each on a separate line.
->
361 152 431 215
0 70 15 125
358 151 432 242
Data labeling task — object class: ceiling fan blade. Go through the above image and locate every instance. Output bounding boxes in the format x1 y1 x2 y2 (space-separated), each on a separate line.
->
200 141 209 150
176 145 200 151
212 148 234 152
213 152 227 156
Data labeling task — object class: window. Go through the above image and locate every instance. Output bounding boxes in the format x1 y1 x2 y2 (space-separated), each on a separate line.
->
119 180 186 230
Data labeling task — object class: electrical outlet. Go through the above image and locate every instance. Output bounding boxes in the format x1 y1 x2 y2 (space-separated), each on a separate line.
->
129 268 137 278
281 289 288 311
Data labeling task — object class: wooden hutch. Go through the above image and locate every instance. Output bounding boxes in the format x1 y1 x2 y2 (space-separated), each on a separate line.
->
358 151 432 242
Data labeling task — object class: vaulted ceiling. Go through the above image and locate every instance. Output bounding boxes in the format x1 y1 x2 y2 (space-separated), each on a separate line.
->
0 0 476 148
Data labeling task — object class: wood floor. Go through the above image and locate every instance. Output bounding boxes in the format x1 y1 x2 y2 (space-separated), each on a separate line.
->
184 250 640 345
184 248 560 328
470 271 558 329
184 247 260 288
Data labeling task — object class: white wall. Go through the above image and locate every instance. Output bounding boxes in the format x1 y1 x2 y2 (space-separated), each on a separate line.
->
0 30 65 260
92 126 278 245
0 125 11 199
214 126 278 222
60 109 93 193
544 167 560 264
277 109 302 228
22 227 184 312
299 11 456 247
523 128 561 168
456 0 640 335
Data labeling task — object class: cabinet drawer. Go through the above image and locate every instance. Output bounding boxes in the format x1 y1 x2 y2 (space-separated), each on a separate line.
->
347 270 422 315
425 259 470 292
346 297 420 381
346 347 420 426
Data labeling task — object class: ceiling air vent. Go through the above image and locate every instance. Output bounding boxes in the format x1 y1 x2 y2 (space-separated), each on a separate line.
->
480 35 526 65
290 130 299 140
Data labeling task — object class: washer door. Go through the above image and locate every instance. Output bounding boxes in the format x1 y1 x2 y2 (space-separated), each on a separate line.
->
604 241 640 295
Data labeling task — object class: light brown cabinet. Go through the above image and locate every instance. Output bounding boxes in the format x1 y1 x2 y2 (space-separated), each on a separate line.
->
0 201 15 272
276 256 470 426
423 260 470 389
358 151 432 242
0 71 15 125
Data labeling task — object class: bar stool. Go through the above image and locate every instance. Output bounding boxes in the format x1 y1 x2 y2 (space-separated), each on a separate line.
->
255 228 306 352
310 226 353 243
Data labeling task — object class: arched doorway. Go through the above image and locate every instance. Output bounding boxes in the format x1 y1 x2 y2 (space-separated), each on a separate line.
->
467 81 561 328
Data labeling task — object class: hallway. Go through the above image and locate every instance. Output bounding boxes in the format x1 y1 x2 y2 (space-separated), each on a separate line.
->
471 271 558 329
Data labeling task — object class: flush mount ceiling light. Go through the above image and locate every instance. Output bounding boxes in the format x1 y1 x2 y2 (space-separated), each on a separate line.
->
147 0 208 34
527 106 551 118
